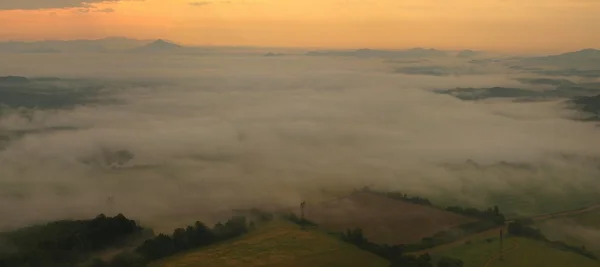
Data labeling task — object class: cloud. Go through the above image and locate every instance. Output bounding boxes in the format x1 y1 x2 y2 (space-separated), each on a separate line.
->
95 7 115 12
189 0 232 6
0 53 599 231
0 0 134 10
189 1 211 6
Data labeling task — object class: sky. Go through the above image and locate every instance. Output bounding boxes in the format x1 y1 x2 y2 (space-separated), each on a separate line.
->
0 0 599 52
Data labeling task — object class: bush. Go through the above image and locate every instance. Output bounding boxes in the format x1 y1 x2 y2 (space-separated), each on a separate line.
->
437 256 464 267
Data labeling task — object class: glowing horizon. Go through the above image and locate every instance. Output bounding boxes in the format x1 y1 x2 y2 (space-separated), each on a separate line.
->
0 0 599 53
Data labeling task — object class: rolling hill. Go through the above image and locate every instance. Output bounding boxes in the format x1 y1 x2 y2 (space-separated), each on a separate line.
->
130 39 183 53
149 220 389 267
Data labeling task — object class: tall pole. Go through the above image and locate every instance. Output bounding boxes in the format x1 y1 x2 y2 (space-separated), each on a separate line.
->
300 201 306 229
500 228 504 261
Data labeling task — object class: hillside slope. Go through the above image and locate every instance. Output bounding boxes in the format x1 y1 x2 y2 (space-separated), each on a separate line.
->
150 220 388 267
434 236 600 267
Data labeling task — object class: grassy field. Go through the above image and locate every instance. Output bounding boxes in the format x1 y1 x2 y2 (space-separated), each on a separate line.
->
149 220 389 267
304 192 474 245
535 208 600 255
432 189 600 220
433 236 600 267
486 190 600 219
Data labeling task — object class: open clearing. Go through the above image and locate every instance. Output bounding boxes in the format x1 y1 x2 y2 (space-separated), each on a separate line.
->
433 236 600 267
150 220 388 267
304 192 475 245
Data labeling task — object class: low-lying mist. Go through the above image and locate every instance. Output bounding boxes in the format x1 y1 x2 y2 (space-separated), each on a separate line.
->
1 54 599 232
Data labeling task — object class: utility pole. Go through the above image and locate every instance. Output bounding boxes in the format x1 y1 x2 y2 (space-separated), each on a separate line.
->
300 201 306 229
500 228 504 261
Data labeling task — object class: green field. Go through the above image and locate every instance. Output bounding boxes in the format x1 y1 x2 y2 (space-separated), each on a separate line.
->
536 209 600 255
432 189 600 219
486 190 600 218
150 220 389 267
433 236 600 267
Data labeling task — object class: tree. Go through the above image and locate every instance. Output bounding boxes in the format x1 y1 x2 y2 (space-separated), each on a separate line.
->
437 256 464 267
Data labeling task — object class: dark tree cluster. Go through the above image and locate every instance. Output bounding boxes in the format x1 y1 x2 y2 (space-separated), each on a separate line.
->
135 216 249 261
89 215 253 267
0 214 143 267
368 190 433 206
381 192 433 206
445 205 505 225
506 219 544 240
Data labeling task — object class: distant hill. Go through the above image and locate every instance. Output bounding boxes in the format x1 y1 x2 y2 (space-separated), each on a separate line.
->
19 48 61 54
0 76 29 83
0 37 153 53
263 52 285 57
522 48 600 65
306 47 448 58
151 220 390 267
456 49 479 58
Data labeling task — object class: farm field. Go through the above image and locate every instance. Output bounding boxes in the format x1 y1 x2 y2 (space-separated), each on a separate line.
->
433 236 600 267
149 220 389 267
304 192 475 245
432 189 600 220
535 208 600 255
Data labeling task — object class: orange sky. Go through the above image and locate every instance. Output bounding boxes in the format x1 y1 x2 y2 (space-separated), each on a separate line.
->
0 0 599 52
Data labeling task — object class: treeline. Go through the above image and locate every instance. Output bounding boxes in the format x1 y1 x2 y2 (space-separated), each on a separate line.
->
507 220 597 260
445 206 505 225
379 192 433 206
0 212 271 267
364 188 433 206
340 228 463 267
92 214 271 267
136 216 249 261
0 214 144 267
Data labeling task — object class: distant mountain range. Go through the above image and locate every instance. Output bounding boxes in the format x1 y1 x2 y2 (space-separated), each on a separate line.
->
0 37 597 60
0 37 154 53
521 49 600 64
305 48 449 58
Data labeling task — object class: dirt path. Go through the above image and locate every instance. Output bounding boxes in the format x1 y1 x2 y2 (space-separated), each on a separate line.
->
410 204 600 255
483 239 520 267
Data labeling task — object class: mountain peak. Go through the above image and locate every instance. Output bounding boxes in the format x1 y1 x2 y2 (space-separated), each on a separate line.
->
132 39 182 52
